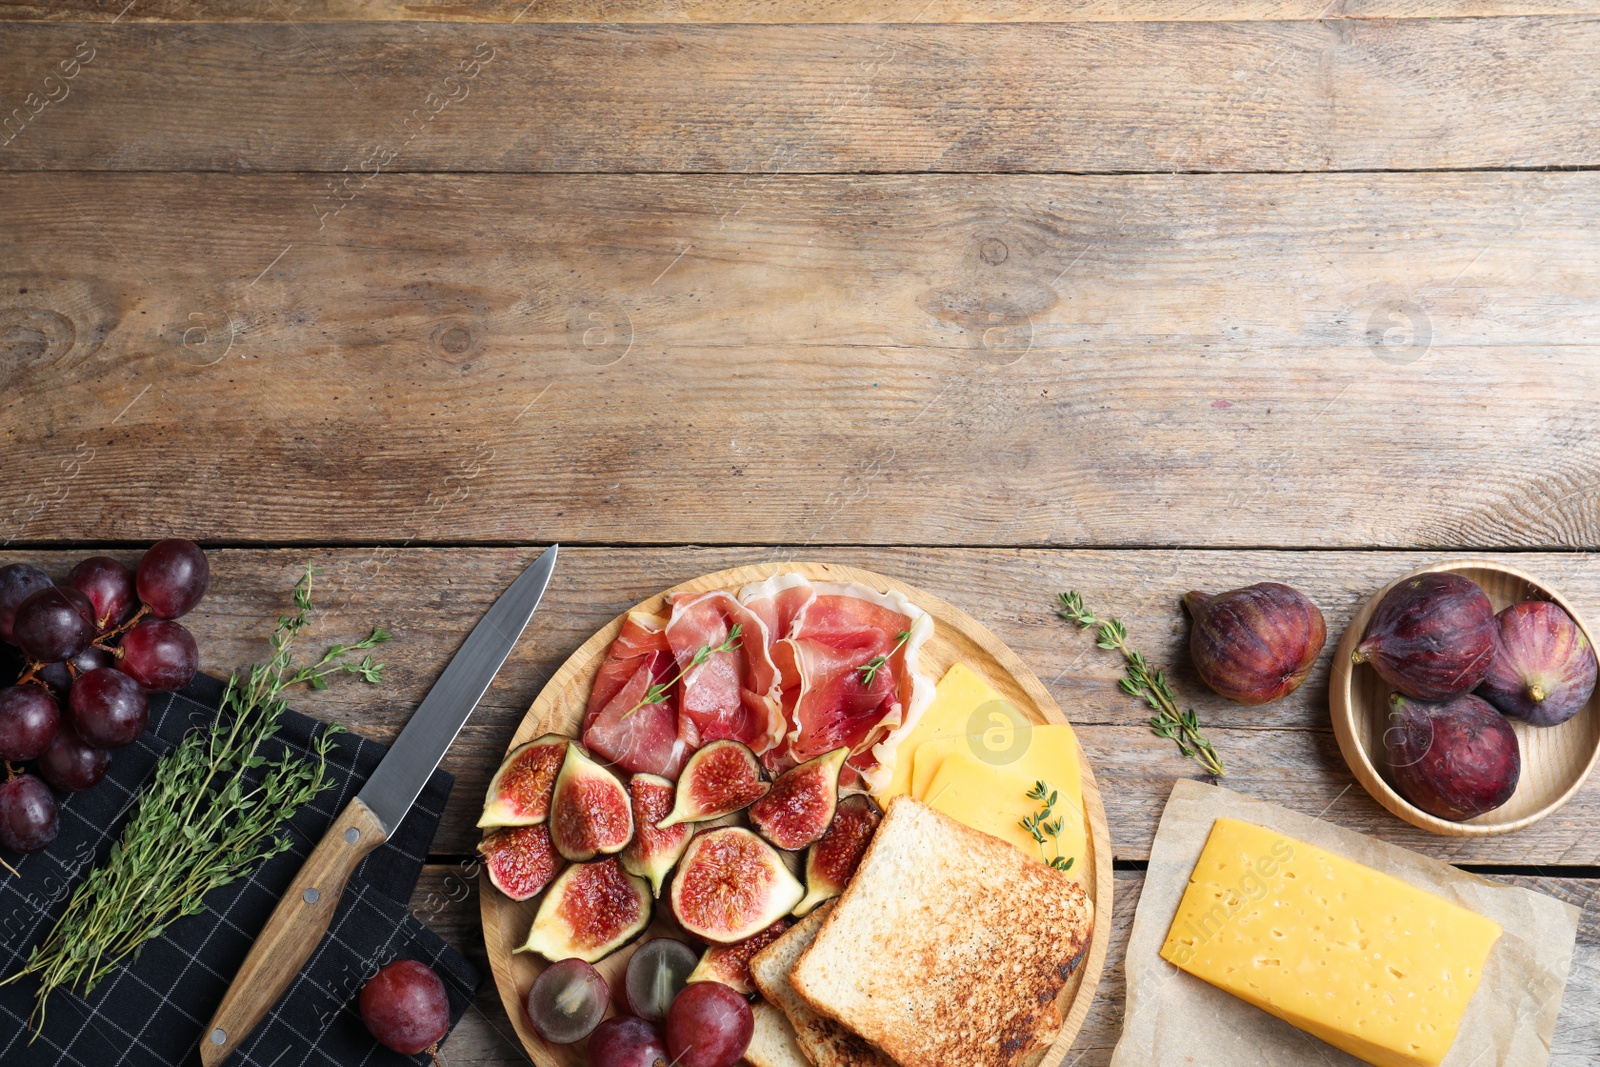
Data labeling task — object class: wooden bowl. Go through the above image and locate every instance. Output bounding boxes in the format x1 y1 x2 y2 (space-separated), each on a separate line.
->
1330 559 1600 836
480 561 1112 1067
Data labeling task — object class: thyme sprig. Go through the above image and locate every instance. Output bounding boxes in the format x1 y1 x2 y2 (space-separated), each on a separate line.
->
2 568 390 1032
856 629 911 688
624 624 743 718
1020 780 1074 873
1056 591 1226 778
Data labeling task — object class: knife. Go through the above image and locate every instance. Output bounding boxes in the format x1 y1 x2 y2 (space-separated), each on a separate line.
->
200 544 560 1065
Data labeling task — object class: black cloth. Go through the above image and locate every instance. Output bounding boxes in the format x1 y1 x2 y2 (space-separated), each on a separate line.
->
0 673 480 1066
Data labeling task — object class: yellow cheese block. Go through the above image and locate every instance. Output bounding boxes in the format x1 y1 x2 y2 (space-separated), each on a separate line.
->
909 722 1083 805
1161 818 1502 1067
921 752 1087 878
875 662 1009 803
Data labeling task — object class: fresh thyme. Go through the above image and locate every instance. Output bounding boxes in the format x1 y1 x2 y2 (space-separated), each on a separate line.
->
624 624 744 717
857 629 911 687
2 568 390 1032
1056 591 1226 778
1020 780 1074 873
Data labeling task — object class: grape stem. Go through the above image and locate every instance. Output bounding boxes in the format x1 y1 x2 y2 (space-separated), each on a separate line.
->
14 661 43 688
0 855 17 877
95 603 149 645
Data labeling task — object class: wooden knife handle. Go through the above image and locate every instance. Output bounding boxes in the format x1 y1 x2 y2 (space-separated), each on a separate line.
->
200 796 388 1066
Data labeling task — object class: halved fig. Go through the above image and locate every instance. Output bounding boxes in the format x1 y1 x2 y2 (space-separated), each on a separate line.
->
549 743 635 862
621 773 694 897
794 793 881 916
671 827 804 943
517 857 652 963
479 824 565 902
658 740 770 829
478 733 569 828
748 747 846 851
686 917 794 995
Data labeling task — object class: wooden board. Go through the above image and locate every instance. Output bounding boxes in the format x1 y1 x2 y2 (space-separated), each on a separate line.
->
4 20 1600 173
478 562 1113 1067
6 171 1600 550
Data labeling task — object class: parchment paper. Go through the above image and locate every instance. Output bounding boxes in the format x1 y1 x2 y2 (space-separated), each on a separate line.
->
1110 780 1580 1067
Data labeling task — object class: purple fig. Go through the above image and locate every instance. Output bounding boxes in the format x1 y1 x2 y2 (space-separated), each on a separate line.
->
1385 692 1519 821
1476 600 1597 727
1354 573 1496 700
1183 583 1326 706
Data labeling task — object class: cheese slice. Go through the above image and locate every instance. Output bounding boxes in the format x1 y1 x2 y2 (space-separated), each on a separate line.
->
921 752 1087 879
909 722 1083 806
874 662 1008 803
1161 818 1502 1067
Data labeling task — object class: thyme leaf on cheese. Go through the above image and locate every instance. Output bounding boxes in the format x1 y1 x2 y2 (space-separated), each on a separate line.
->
624 624 744 718
1056 591 1226 777
856 629 911 688
1021 779 1074 872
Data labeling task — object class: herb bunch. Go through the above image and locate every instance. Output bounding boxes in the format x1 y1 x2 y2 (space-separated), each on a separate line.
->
1056 591 1226 777
3 568 390 1031
1020 780 1075 873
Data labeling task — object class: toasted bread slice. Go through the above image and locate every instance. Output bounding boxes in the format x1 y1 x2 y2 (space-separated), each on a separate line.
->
745 998 812 1067
789 796 1093 1067
750 904 895 1067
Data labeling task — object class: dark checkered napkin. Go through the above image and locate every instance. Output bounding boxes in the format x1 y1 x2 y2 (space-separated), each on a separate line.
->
0 673 480 1067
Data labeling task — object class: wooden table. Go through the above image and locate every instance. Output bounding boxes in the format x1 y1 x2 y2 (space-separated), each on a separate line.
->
3 1 1598 1063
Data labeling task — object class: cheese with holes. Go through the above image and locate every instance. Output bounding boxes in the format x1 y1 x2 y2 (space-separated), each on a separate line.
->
1160 818 1501 1067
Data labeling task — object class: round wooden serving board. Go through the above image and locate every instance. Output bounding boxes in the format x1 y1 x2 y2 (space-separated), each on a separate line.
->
1330 559 1600 836
481 561 1113 1067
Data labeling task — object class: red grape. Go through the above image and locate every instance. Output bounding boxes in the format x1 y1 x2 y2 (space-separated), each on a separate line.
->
37 722 111 791
527 958 610 1044
119 619 198 692
12 586 97 662
136 539 209 620
70 667 148 748
359 959 451 1056
0 563 52 644
71 645 116 674
589 1016 669 1067
665 982 752 1067
625 939 697 1022
0 773 59 853
68 556 137 631
37 660 74 698
0 685 60 760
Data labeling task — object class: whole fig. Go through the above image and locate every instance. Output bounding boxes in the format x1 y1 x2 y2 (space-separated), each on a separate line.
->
1476 600 1597 727
1385 693 1519 821
1183 583 1326 705
1354 573 1495 700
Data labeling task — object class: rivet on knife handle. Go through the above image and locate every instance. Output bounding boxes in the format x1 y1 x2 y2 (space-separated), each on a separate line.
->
199 797 388 1066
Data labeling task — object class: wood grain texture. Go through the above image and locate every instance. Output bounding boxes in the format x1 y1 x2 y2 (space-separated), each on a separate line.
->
3 20 1599 172
4 172 1599 549
478 561 1111 1067
9 0 1600 21
10 546 1600 865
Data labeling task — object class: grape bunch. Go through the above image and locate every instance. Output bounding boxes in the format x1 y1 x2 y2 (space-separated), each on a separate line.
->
0 540 209 858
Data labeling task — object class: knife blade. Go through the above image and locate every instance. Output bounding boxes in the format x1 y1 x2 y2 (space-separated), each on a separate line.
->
200 544 559 1065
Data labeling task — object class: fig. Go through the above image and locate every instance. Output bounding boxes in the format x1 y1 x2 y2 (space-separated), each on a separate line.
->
478 733 569 828
658 740 770 830
748 746 846 851
479 824 565 902
794 793 881 916
1354 572 1497 700
620 773 693 897
670 827 804 943
1477 600 1597 727
549 743 635 862
1183 583 1326 705
1385 693 1520 821
686 917 793 995
518 856 653 963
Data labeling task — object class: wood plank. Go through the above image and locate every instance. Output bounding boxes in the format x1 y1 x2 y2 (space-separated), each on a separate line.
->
414 864 1600 1065
9 0 1600 22
2 20 1598 172
4 172 1598 549
8 547 1600 865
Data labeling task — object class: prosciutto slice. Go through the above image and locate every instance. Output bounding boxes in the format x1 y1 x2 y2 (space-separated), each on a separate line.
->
581 611 692 779
663 590 786 754
739 576 935 792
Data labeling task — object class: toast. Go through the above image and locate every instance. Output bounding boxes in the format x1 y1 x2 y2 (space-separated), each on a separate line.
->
750 904 896 1067
788 796 1093 1067
745 999 812 1067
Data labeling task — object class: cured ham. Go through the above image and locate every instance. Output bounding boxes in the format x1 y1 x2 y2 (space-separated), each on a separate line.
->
581 611 692 779
663 590 787 754
740 576 935 792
